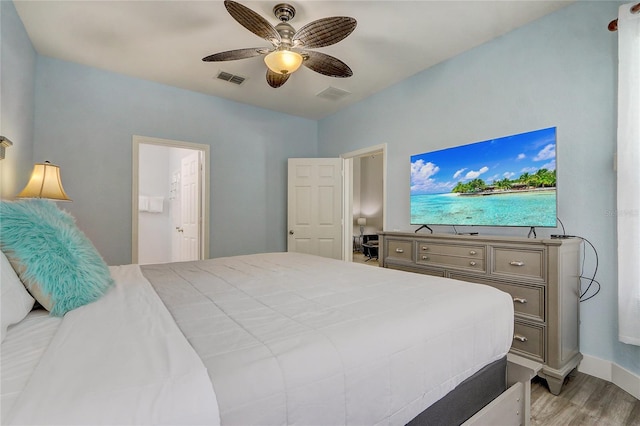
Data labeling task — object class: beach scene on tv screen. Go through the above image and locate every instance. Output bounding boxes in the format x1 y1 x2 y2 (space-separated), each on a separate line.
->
411 127 557 227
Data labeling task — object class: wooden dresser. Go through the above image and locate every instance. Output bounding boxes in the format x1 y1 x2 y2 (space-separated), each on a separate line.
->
379 232 582 395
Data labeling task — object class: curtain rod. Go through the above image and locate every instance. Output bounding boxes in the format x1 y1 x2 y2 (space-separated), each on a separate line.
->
608 3 640 31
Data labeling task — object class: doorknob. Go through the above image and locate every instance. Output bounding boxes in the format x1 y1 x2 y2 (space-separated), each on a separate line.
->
176 227 184 233
289 230 294 235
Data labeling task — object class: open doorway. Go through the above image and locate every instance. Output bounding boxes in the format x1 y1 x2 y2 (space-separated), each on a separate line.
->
131 136 210 264
341 144 387 264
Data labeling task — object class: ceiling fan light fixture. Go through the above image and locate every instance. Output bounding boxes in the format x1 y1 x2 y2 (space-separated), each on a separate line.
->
207 1 356 87
264 49 303 75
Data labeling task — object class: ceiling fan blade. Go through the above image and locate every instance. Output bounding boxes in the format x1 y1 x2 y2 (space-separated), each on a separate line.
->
302 51 353 78
224 0 281 45
266 69 290 88
293 17 357 49
202 48 268 62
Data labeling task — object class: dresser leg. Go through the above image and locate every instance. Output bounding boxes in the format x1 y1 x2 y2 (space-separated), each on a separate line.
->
538 353 582 395
545 376 564 395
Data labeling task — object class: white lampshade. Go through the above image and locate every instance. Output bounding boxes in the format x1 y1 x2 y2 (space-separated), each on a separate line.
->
264 50 303 75
17 161 71 201
357 217 367 226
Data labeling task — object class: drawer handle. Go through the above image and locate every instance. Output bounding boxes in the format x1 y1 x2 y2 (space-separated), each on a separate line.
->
469 250 477 255
421 246 429 251
395 248 404 253
422 255 429 260
509 261 525 267
513 334 528 343
513 297 528 304
469 261 477 266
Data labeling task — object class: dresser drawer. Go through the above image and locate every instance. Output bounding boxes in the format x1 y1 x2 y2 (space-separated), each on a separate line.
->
386 240 412 262
418 243 484 259
388 264 445 277
417 253 485 272
511 321 545 363
447 274 544 321
489 282 544 322
492 247 544 281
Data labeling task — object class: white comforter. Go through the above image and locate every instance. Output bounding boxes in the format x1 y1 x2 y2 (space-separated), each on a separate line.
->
142 252 514 426
5 264 219 425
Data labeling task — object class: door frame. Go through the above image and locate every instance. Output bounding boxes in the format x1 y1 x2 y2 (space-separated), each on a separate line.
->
340 143 387 261
131 135 210 264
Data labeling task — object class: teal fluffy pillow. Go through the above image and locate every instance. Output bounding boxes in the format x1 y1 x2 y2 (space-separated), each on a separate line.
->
0 199 113 316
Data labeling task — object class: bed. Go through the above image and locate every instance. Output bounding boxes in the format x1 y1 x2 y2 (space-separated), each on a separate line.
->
0 199 524 425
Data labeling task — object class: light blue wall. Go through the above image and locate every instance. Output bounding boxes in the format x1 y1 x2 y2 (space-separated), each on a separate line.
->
32 57 318 266
0 0 36 197
318 1 639 376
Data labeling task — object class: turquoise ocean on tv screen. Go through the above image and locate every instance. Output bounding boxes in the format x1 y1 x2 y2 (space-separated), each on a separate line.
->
410 190 557 227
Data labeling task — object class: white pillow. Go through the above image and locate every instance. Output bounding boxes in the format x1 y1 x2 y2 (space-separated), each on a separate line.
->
1 250 35 343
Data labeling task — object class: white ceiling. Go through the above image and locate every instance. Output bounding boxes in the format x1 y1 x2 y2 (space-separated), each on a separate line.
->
14 1 573 120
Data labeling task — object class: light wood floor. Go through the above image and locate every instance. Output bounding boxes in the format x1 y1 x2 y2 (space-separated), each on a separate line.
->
531 371 640 425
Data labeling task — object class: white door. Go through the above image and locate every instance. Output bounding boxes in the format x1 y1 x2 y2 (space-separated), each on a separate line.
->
179 152 200 261
287 158 343 259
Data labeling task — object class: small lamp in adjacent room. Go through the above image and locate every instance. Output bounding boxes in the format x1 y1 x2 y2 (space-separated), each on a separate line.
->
357 217 366 239
17 161 71 201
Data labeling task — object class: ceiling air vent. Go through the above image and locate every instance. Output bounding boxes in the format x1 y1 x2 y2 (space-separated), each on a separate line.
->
216 71 246 85
316 86 351 101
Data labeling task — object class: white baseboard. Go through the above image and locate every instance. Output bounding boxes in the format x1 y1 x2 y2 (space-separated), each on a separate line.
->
578 354 640 400
577 354 612 381
612 364 640 400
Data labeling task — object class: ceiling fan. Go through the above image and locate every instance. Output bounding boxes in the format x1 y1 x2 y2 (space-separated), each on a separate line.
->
203 1 357 88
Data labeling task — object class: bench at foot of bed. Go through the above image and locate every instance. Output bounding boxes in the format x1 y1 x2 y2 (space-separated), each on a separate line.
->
463 353 542 426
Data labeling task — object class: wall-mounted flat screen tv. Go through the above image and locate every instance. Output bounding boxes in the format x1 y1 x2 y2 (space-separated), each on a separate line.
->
410 127 557 228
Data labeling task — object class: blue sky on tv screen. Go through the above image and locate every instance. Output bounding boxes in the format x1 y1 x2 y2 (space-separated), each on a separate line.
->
411 127 556 195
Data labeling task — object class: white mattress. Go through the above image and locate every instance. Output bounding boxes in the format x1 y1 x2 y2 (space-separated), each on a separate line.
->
142 252 514 426
1 310 62 424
